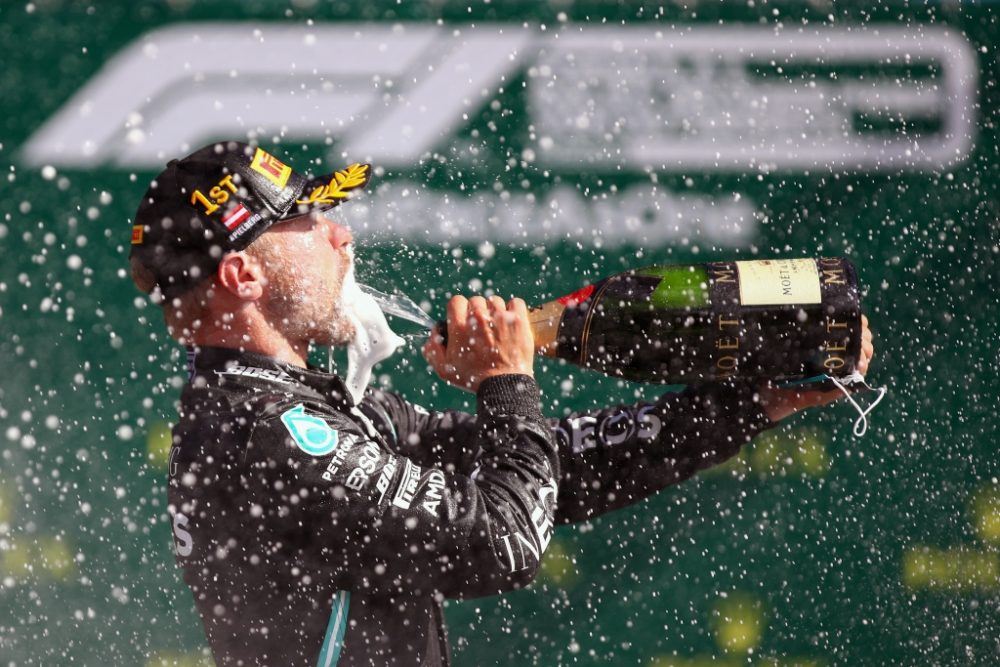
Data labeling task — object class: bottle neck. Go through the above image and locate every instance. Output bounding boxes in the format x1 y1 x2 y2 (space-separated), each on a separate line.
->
527 299 567 357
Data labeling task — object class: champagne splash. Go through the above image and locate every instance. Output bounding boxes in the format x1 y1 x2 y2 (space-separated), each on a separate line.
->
358 284 436 331
338 250 405 404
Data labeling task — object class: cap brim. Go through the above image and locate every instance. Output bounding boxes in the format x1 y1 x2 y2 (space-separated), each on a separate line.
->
279 162 373 221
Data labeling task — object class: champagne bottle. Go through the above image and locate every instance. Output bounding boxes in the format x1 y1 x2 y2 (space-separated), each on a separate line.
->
442 257 863 384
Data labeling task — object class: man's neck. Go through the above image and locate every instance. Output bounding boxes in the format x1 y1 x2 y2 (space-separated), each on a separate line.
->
190 314 309 368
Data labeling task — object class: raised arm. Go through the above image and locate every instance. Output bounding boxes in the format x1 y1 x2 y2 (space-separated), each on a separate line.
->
547 313 875 522
375 310 874 526
551 382 771 523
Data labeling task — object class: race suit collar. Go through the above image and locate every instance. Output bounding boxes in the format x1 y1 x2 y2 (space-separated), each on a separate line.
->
185 345 356 406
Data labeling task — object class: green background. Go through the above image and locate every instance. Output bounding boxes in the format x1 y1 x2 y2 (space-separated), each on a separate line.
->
1 1 998 665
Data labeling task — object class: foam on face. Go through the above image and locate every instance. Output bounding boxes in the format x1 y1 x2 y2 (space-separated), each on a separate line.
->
339 247 405 404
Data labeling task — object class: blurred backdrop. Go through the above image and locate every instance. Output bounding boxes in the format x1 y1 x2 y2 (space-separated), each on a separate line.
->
1 1 998 665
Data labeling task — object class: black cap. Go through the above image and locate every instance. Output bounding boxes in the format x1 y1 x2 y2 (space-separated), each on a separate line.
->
129 140 372 299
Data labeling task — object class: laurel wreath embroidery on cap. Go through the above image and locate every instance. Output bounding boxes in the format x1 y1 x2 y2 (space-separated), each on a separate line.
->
295 163 370 206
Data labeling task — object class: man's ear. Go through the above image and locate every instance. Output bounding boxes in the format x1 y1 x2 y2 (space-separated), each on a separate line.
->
216 252 266 301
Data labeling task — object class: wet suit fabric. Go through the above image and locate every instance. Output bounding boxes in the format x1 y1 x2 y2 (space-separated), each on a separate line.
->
168 347 773 666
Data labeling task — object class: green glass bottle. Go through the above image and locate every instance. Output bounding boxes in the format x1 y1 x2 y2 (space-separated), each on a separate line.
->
525 257 862 383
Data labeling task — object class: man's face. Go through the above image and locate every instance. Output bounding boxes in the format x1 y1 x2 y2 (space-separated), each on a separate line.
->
248 210 357 346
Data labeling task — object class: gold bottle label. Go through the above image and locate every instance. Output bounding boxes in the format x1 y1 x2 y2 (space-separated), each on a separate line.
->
736 258 822 305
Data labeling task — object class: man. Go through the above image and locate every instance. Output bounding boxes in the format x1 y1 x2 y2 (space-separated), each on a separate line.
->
130 141 874 666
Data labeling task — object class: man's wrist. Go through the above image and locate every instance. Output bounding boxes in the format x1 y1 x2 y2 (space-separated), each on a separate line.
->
477 366 534 385
756 384 842 423
476 374 543 421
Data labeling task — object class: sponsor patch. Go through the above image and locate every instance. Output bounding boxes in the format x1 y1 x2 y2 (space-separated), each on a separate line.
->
555 405 662 454
392 459 421 509
250 147 292 189
375 456 398 503
345 442 382 492
497 478 557 572
227 211 264 242
320 431 362 482
421 469 446 516
280 404 339 456
215 365 294 384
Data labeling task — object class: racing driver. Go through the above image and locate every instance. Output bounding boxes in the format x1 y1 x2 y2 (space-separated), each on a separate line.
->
129 141 874 666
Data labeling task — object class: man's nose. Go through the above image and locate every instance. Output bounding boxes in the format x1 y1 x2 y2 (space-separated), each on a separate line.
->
326 219 353 249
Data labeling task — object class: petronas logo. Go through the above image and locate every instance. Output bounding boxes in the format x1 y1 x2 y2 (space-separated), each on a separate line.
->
280 404 338 456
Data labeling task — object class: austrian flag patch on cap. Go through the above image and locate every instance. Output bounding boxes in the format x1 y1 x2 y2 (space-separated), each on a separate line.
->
221 203 252 231
128 140 372 300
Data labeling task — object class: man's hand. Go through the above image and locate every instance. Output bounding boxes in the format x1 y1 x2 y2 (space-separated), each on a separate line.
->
757 314 875 423
422 295 535 392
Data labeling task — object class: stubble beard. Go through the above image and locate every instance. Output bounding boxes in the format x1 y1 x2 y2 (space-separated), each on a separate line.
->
260 249 356 348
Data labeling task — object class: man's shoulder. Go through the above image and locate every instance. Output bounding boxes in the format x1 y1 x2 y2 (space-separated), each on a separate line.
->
175 387 369 481
182 381 359 435
254 399 361 438
180 362 327 418
177 370 352 449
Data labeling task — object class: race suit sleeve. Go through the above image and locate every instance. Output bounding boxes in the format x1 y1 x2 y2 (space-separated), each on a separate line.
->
363 381 774 525
546 381 773 523
243 375 558 600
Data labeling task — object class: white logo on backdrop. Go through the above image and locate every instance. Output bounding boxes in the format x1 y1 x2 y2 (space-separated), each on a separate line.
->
20 23 534 168
528 27 977 171
19 23 976 246
20 24 976 172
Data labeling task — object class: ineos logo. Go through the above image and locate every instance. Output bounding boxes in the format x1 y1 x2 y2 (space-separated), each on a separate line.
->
556 405 662 454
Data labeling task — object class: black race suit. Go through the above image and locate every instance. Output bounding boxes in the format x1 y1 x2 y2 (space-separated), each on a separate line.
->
168 346 773 666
